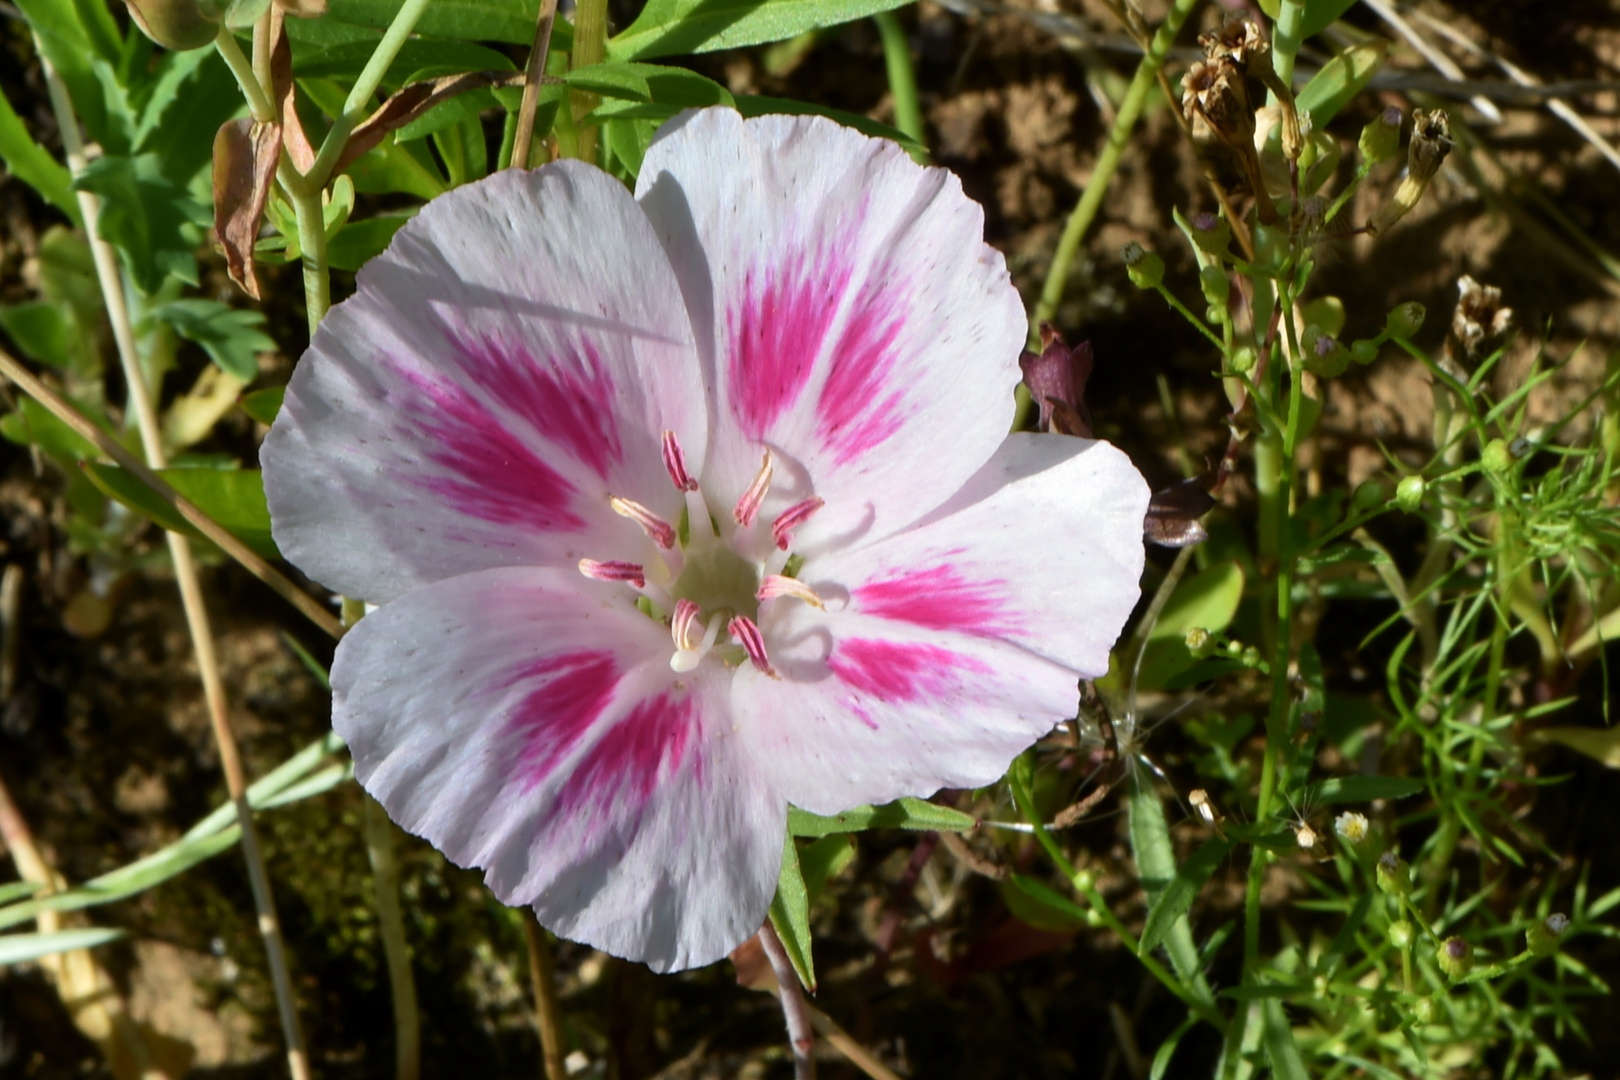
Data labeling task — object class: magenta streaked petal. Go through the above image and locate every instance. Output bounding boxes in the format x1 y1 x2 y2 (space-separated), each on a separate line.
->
826 637 985 703
637 110 1028 551
264 161 706 604
807 434 1150 676
333 567 783 973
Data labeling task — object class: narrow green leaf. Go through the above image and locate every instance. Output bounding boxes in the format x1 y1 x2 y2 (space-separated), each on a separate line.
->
0 395 105 461
1299 0 1360 40
1296 40 1389 131
239 386 285 426
1004 873 1088 932
1138 561 1246 690
1139 837 1234 955
604 116 658 178
1302 775 1424 804
281 633 332 691
1150 1016 1198 1080
327 0 545 44
787 797 974 837
0 927 128 967
566 61 733 109
0 303 73 369
799 834 854 906
767 833 816 990
0 88 80 223
82 464 279 561
1129 773 1211 1000
294 38 515 90
611 0 908 60
1260 998 1310 1080
0 882 44 905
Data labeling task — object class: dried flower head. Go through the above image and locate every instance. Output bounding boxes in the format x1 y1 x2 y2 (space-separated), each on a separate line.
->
263 108 1150 972
1451 275 1514 358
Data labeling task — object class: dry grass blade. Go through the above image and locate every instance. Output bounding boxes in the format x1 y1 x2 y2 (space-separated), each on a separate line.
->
1358 0 1503 122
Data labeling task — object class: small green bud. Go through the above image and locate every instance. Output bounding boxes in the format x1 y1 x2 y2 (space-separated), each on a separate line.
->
1200 264 1230 306
1527 913 1569 958
1376 851 1411 897
1205 304 1225 325
1388 920 1414 949
1413 996 1438 1025
1240 645 1263 668
1188 211 1231 257
123 0 222 49
1385 301 1426 339
1352 480 1388 510
1482 438 1512 474
1359 107 1402 165
1302 329 1350 378
1437 937 1472 981
1185 627 1215 658
1229 346 1257 375
1122 242 1165 289
1350 339 1380 366
1395 475 1426 513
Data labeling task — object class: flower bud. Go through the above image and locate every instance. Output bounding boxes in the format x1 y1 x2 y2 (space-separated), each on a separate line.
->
1350 339 1380 366
1189 212 1232 257
123 0 222 49
1527 913 1569 958
1200 263 1230 306
1334 811 1369 844
1185 627 1215 658
1377 851 1411 897
1413 996 1438 1025
1437 936 1472 981
1359 107 1402 165
1240 645 1263 668
1388 919 1414 949
1302 329 1350 378
1229 346 1257 375
1122 242 1164 289
1386 302 1426 338
1482 438 1513 474
1395 475 1426 513
1352 480 1388 510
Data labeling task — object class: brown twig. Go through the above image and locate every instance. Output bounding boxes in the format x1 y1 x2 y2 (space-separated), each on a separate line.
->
510 0 559 170
522 911 568 1080
0 348 343 641
759 920 817 1080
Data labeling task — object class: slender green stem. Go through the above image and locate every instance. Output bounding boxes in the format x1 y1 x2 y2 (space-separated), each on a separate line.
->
1029 0 1199 342
215 27 275 123
1271 0 1305 91
290 186 331 335
568 0 608 162
874 11 926 163
306 0 434 188
1153 285 1225 349
363 795 420 1080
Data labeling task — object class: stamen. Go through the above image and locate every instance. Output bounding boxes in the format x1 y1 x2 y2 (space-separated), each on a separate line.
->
758 575 824 609
770 497 824 551
734 450 774 528
661 430 699 492
578 559 645 588
610 496 677 549
671 598 703 651
728 615 777 677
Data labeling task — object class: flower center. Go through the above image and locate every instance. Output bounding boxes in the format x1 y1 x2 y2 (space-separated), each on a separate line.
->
577 433 826 676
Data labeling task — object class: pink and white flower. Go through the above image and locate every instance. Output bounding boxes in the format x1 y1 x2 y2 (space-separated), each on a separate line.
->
262 108 1148 973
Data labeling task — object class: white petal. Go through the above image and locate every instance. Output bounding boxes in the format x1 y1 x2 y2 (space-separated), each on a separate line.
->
333 567 782 972
636 108 1027 554
264 162 706 604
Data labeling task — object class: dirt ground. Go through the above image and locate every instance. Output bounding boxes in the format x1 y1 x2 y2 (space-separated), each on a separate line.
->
3 0 1620 1076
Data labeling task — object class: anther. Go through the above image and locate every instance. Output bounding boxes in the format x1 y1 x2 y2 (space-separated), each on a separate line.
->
770 497 823 551
758 575 824 609
728 615 777 676
610 496 677 549
578 559 645 588
734 450 774 528
661 430 699 492
671 598 703 651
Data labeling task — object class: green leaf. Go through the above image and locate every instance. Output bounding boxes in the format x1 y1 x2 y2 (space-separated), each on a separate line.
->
736 95 924 156
295 38 515 90
0 395 105 461
136 52 243 187
604 116 658 178
0 882 44 905
1300 0 1361 41
767 832 815 990
1150 1016 1198 1080
1260 998 1310 1080
327 0 547 44
239 386 285 425
1302 775 1424 805
82 464 279 560
799 834 854 906
71 153 210 293
787 797 974 837
1129 773 1211 1000
1139 837 1234 955
1296 40 1389 131
0 927 128 967
1004 873 1088 933
393 88 497 142
14 0 111 144
566 61 733 108
149 299 275 380
0 303 73 369
0 88 80 224
610 0 909 59
1137 561 1246 690
326 214 412 271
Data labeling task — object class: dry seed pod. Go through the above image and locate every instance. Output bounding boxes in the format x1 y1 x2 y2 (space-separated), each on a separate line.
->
1370 108 1453 234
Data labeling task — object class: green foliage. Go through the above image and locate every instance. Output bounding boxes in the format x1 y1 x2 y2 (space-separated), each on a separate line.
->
609 0 910 60
83 464 279 560
787 797 975 836
148 298 275 380
0 87 81 223
72 153 211 293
